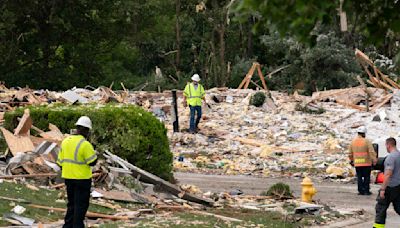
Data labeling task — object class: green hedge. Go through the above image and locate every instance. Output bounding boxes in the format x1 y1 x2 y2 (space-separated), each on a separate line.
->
4 105 173 180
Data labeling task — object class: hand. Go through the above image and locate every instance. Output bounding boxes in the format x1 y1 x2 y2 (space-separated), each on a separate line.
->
373 159 377 166
380 190 385 199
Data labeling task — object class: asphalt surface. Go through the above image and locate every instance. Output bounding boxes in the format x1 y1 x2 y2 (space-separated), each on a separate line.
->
175 172 400 227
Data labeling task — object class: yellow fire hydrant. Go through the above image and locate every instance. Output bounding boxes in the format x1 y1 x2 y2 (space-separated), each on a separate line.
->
301 176 317 203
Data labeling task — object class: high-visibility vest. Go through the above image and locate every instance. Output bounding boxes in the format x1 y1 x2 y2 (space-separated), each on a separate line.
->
350 137 372 167
183 83 205 106
57 135 97 179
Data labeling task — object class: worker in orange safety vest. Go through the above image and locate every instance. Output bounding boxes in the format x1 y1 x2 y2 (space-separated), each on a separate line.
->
349 126 377 195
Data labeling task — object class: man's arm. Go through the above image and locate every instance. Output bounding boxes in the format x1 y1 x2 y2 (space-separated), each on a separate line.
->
380 169 393 199
381 169 393 191
380 156 395 198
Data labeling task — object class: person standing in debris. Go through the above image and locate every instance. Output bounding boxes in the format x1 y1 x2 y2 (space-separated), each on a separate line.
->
374 137 400 228
183 74 206 133
348 126 377 195
57 116 97 228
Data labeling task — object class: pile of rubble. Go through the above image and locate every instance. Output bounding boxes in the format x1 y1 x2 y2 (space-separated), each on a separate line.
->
0 102 366 226
166 86 400 182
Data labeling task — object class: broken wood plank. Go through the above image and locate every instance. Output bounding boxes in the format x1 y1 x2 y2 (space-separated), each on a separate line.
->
381 73 400 89
256 63 268 91
14 109 32 136
93 188 146 203
104 151 214 206
28 204 130 220
0 173 57 179
371 94 393 112
335 100 366 111
1 127 35 156
0 196 31 203
192 211 243 222
233 137 263 147
233 137 316 152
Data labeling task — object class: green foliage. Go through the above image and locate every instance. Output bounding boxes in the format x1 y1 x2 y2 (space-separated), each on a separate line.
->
250 92 266 107
258 32 361 94
4 105 173 180
261 182 293 199
236 0 400 63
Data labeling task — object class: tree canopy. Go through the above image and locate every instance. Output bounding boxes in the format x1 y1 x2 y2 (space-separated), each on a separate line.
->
0 0 399 93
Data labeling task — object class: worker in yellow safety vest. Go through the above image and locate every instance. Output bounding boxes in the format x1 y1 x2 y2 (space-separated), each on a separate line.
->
183 74 206 133
348 126 377 195
57 116 97 228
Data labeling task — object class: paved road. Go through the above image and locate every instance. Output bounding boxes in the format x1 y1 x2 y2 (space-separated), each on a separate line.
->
175 172 400 227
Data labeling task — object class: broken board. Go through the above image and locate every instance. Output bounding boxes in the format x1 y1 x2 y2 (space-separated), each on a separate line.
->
93 188 144 203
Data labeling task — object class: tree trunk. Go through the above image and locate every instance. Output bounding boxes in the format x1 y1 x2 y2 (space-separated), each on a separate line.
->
246 17 254 57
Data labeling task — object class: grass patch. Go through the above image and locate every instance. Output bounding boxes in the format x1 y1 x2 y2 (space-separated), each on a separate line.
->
0 181 120 226
107 209 300 228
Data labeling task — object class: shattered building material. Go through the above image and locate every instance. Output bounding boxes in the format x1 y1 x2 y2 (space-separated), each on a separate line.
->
104 151 214 206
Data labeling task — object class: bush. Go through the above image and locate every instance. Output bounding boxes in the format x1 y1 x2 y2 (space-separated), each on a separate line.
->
250 92 266 107
4 105 173 180
261 182 293 199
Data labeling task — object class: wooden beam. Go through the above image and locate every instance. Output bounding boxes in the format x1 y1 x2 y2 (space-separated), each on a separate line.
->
0 173 57 179
192 211 244 222
256 64 268 91
104 151 214 206
335 100 366 111
14 109 32 136
371 94 393 112
28 204 130 220
238 63 257 89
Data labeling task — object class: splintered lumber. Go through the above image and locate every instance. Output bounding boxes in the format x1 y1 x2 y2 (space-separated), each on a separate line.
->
93 188 147 203
371 94 393 112
233 137 312 152
233 137 263 147
104 151 214 206
256 65 268 91
0 196 30 203
192 211 243 222
0 173 58 179
28 204 130 220
40 123 64 141
355 49 373 65
238 62 268 90
335 100 366 111
1 127 35 156
14 109 32 136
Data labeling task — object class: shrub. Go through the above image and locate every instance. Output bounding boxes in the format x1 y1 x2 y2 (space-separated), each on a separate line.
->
4 105 173 180
261 182 293 199
250 92 266 107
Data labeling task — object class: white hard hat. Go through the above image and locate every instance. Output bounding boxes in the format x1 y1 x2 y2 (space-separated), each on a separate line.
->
191 74 201 82
357 126 367 134
75 116 92 129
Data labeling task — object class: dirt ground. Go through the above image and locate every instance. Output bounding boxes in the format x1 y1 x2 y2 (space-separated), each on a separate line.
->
175 172 400 227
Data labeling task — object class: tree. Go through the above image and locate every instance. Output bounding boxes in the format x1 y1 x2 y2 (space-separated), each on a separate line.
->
235 0 400 60
0 0 133 89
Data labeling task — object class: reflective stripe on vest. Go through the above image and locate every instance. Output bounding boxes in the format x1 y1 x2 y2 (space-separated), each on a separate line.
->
351 138 372 167
354 152 370 167
186 83 204 106
57 139 89 165
188 84 204 98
